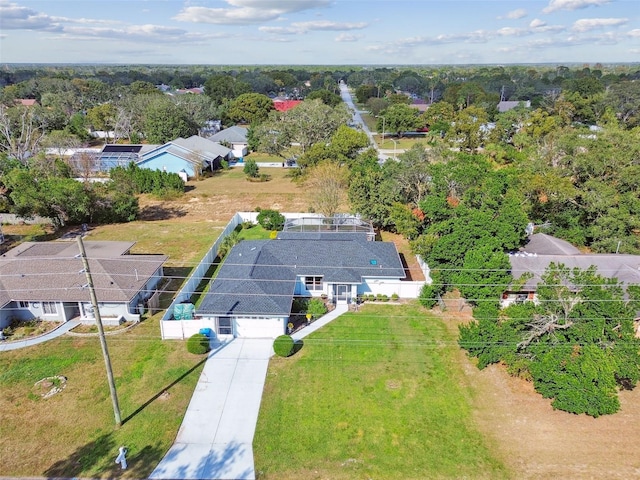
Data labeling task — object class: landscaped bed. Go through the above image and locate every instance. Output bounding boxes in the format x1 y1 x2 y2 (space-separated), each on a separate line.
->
253 302 509 479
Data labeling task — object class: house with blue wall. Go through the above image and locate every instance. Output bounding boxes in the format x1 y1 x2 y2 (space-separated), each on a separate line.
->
137 135 232 178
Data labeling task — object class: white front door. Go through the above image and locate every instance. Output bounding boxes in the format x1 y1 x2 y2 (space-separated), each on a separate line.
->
335 284 350 304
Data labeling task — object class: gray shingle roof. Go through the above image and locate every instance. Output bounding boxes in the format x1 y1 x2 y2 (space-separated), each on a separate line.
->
171 135 231 158
207 126 248 144
509 253 640 291
198 235 405 316
0 241 167 307
522 233 582 255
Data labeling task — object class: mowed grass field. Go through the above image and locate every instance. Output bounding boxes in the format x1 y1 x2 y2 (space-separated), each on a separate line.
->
254 303 509 480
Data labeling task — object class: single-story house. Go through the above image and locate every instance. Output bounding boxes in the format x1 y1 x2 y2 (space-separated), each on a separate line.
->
0 240 167 328
206 126 249 159
503 233 640 307
195 231 406 338
138 135 232 178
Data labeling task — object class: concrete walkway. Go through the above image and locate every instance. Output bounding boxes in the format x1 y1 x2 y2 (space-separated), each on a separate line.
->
151 305 349 480
0 319 81 352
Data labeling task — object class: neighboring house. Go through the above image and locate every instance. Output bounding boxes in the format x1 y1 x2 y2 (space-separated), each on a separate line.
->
497 100 531 113
272 99 302 112
0 241 167 328
206 126 249 159
194 231 406 338
503 233 640 307
138 135 232 178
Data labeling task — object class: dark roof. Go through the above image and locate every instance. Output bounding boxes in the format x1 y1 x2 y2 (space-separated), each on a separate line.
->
0 241 167 307
198 235 405 316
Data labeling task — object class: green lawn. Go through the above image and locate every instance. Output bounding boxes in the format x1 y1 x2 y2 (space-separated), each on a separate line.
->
254 303 508 480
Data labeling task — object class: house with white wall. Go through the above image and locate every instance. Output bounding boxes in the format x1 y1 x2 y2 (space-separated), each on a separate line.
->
194 231 406 338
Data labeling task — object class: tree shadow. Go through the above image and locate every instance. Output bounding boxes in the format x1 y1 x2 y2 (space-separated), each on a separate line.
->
138 204 188 220
43 433 166 479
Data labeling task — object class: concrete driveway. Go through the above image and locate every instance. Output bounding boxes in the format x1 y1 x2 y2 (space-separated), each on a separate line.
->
149 338 274 480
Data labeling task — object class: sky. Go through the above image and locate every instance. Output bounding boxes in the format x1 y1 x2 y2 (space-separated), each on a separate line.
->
0 0 638 65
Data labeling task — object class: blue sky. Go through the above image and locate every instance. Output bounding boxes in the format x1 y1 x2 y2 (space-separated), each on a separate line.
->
0 0 638 64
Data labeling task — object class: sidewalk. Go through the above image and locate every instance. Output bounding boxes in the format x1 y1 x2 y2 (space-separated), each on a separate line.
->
292 303 348 340
0 319 81 352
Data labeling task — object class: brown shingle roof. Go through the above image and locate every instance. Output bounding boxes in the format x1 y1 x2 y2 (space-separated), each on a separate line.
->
0 241 166 306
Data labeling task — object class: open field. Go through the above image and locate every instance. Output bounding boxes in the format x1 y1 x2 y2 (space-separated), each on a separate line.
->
254 303 509 479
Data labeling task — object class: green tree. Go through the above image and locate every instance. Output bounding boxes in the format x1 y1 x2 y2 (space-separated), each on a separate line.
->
256 209 285 231
447 105 488 151
243 158 259 178
460 263 640 417
377 103 419 137
225 93 274 125
306 89 342 107
143 98 198 144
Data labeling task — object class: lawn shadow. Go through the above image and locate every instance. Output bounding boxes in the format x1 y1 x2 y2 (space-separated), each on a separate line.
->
121 355 208 426
292 338 304 355
138 204 188 220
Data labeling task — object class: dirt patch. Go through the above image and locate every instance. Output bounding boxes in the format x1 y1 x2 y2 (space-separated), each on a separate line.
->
435 294 640 479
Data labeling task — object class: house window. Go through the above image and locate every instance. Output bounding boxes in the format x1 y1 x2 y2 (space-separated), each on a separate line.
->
42 302 57 315
18 301 29 309
217 317 233 335
305 276 323 291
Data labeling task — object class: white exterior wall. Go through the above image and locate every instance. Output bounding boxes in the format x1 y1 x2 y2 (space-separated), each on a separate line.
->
359 279 424 298
235 317 286 338
161 318 217 340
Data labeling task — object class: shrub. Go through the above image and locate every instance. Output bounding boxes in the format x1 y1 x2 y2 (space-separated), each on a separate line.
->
273 335 295 357
186 333 210 355
243 158 259 178
307 298 328 319
257 209 285 231
391 293 399 301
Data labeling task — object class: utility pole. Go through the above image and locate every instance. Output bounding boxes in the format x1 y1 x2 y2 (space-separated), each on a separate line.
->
77 236 122 427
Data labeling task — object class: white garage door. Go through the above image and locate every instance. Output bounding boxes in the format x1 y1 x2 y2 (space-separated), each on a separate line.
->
235 317 285 338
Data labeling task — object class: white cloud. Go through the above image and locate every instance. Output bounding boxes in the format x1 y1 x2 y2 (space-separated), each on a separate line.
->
572 17 628 32
291 20 367 31
530 18 547 28
0 1 59 30
543 0 611 14
335 33 361 42
497 27 529 37
627 29 640 37
500 9 527 20
174 0 331 25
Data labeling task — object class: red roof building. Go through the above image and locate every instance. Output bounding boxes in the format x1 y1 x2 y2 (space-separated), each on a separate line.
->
273 99 302 112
